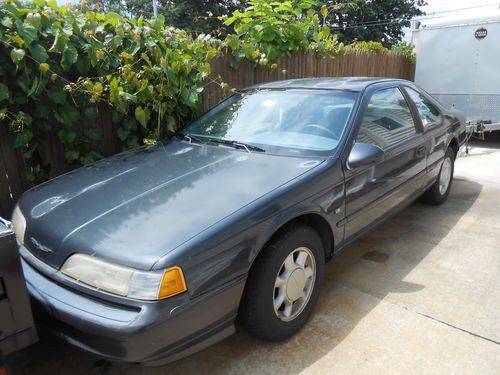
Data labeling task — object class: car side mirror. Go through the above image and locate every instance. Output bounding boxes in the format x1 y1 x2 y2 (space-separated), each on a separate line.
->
347 143 384 170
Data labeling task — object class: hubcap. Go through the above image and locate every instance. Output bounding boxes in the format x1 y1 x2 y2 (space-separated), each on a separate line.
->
273 247 316 322
439 157 452 195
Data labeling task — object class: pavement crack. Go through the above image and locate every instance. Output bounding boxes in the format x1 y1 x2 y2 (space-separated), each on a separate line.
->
337 283 500 346
409 310 500 346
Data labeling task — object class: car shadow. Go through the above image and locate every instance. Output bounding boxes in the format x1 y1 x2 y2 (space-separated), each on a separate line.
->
7 178 483 375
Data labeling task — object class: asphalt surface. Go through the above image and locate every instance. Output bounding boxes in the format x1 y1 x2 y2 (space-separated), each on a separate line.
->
7 136 500 374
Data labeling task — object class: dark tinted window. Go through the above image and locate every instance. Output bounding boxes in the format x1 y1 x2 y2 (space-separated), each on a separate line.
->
356 88 417 149
405 87 442 127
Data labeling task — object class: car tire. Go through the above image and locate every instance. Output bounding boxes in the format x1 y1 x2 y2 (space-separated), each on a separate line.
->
422 147 455 205
238 224 324 341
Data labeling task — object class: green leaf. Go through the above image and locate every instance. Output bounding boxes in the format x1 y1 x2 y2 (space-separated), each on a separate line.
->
182 88 198 106
104 33 114 46
120 91 137 102
35 103 50 118
14 130 33 148
13 95 27 105
127 135 138 147
49 30 69 53
39 121 51 132
261 30 276 42
321 5 328 18
18 22 37 45
188 91 198 106
1 17 13 28
152 15 165 30
135 106 150 128
76 56 90 75
166 115 176 132
104 12 121 26
117 128 130 141
84 107 98 118
58 129 77 143
0 83 9 102
10 48 25 65
61 45 78 70
122 118 137 130
65 149 80 163
75 14 86 29
229 58 241 69
30 44 48 63
84 127 102 141
141 53 152 66
47 89 66 105
112 110 124 124
27 77 40 97
164 66 176 84
18 111 33 125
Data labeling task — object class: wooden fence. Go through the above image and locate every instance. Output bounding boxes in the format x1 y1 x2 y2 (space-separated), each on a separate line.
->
0 51 415 218
204 51 415 109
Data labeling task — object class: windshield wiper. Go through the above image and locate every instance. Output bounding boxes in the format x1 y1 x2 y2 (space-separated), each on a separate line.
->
175 133 205 144
206 138 265 153
175 133 265 152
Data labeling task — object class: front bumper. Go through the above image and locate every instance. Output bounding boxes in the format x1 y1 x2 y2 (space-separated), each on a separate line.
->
21 255 245 365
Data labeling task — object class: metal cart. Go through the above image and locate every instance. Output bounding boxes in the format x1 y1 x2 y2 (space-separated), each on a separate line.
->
0 217 37 357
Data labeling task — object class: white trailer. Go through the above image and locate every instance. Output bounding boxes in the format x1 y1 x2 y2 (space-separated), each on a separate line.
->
412 11 500 136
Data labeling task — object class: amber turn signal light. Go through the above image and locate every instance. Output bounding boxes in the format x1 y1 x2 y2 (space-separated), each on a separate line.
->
158 267 187 299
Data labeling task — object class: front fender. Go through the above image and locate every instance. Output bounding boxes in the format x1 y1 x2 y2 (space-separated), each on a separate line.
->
154 158 345 299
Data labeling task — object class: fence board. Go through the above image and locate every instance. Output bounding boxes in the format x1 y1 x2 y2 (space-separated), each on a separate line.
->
0 51 415 217
0 126 28 218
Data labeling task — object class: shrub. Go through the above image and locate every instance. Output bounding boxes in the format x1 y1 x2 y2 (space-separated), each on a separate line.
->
222 0 343 68
0 0 216 181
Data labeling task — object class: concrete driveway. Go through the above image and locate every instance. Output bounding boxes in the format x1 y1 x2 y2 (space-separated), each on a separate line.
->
8 138 500 374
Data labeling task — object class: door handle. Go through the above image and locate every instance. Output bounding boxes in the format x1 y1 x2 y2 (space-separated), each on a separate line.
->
416 146 426 158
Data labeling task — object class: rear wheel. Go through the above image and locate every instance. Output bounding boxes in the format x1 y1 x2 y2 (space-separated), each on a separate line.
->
238 224 324 341
422 147 455 205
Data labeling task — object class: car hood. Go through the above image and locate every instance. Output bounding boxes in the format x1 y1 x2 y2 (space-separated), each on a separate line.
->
19 140 324 270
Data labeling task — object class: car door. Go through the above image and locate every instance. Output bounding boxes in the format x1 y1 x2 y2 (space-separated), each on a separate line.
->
343 86 427 240
402 85 449 184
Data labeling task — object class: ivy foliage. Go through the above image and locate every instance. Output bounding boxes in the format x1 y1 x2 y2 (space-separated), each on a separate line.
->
0 0 414 184
0 0 217 181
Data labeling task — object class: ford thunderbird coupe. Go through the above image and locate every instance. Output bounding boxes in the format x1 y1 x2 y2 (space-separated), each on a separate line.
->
12 78 466 365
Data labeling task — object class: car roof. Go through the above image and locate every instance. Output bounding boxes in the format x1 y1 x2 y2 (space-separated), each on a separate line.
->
246 77 409 92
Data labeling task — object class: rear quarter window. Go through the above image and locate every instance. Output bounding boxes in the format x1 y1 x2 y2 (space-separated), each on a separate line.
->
405 87 443 128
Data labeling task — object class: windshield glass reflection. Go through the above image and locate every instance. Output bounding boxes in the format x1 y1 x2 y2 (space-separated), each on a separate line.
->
182 89 358 156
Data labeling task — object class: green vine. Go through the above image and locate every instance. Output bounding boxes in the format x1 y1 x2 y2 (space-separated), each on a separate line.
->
0 0 415 185
0 0 217 182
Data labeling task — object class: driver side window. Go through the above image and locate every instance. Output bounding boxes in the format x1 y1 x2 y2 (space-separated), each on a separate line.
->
356 87 417 149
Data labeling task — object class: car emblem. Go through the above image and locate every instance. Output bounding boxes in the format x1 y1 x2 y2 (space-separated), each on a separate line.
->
30 238 53 253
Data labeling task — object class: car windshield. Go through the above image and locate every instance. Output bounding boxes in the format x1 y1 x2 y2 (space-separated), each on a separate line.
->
181 89 358 157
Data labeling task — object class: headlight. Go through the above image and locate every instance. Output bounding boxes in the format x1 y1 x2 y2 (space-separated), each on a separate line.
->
61 253 187 300
11 205 26 245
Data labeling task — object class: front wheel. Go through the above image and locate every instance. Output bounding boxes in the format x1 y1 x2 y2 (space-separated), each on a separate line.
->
422 147 455 205
238 224 324 341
